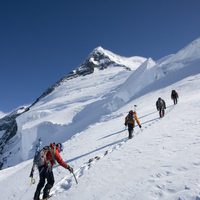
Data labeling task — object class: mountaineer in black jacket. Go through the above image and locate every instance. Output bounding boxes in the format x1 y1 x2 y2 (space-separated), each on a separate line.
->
171 90 179 105
156 97 166 118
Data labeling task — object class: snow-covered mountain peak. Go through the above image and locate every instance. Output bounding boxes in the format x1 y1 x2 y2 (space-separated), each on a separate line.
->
92 46 105 53
90 46 124 62
87 46 147 71
75 47 147 77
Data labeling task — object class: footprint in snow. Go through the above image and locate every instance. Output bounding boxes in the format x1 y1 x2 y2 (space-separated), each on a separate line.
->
78 164 90 177
193 162 200 166
60 178 72 190
177 166 188 171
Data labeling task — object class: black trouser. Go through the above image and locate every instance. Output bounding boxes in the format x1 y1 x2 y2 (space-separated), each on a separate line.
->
172 98 178 105
158 108 165 118
128 124 134 139
34 166 55 200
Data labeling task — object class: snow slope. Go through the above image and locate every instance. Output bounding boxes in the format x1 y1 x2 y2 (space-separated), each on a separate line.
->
8 67 132 166
0 46 147 168
0 37 200 200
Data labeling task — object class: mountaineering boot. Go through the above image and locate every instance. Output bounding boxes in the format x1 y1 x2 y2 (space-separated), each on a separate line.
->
128 129 133 139
33 189 41 200
43 192 51 200
43 183 53 200
41 195 52 200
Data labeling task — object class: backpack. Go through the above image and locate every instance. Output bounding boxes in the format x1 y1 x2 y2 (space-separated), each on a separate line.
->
34 146 55 168
157 99 165 109
172 90 177 98
30 144 57 178
125 113 135 126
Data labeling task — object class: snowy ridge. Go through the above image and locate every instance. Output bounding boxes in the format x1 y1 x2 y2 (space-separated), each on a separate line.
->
104 38 200 111
107 57 157 111
158 37 200 73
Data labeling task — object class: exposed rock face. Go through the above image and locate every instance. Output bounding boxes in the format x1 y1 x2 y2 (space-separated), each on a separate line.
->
77 47 116 74
0 107 28 169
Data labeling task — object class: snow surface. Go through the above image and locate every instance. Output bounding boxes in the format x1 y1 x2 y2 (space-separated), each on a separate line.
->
0 37 200 200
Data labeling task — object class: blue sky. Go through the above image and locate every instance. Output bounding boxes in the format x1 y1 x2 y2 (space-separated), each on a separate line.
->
0 0 200 112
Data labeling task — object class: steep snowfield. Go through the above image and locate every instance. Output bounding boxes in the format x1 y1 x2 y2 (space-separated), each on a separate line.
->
3 47 146 167
54 74 200 200
1 72 200 200
0 37 200 200
9 67 132 166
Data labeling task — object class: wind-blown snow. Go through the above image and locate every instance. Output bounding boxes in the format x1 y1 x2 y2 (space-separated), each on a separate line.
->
0 37 200 200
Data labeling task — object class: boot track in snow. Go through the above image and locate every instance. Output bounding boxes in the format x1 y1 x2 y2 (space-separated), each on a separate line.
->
49 105 175 198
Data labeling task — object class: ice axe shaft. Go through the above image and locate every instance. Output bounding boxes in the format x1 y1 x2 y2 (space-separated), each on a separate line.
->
72 172 78 184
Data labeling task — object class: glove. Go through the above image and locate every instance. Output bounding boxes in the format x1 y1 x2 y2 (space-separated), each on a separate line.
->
67 165 74 173
30 172 33 178
139 125 142 128
29 170 34 178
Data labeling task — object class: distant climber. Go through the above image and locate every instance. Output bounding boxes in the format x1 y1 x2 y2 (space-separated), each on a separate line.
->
171 90 179 105
156 97 166 118
124 110 142 139
30 143 73 200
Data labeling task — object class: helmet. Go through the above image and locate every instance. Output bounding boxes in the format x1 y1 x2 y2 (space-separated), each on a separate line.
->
129 110 134 115
56 143 64 152
158 97 161 100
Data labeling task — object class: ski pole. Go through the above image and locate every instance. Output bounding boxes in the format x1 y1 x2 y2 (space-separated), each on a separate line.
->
72 172 78 184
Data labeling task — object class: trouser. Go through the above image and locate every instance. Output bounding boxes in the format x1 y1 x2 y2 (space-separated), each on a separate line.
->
128 124 134 139
173 98 178 105
159 108 165 118
34 166 55 200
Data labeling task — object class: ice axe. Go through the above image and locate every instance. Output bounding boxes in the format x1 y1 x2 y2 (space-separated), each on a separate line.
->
72 172 78 184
